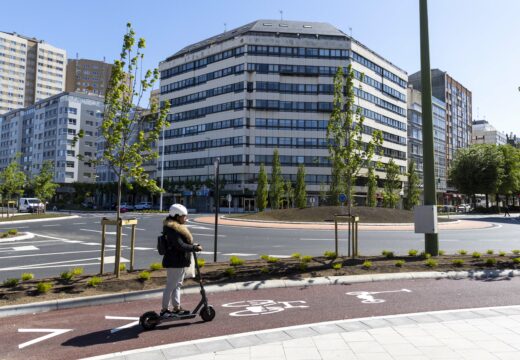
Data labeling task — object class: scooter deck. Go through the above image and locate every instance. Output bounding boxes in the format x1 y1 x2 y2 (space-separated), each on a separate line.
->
159 313 197 322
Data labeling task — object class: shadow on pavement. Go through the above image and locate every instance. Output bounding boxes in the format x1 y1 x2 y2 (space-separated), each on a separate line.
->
461 216 520 225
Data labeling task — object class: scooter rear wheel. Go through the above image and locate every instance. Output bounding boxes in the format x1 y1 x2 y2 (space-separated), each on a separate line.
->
140 311 160 330
200 305 216 322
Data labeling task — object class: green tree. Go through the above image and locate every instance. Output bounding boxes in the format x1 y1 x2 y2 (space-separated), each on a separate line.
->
78 23 169 276
366 166 377 207
404 160 421 210
295 164 307 209
382 159 401 208
326 65 383 212
285 179 294 208
497 144 520 205
269 149 284 210
32 161 59 213
0 157 26 216
256 164 268 211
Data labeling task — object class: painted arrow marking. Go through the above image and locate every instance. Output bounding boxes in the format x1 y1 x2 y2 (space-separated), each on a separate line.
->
105 316 140 333
18 328 72 349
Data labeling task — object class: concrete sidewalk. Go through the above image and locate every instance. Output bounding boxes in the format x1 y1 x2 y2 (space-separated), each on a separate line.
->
84 305 520 360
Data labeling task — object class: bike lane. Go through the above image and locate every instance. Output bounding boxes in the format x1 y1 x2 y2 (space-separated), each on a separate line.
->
2 277 520 360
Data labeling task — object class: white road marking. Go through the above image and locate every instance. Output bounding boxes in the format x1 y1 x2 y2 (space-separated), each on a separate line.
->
0 256 127 271
192 233 226 237
222 253 257 257
0 249 110 259
199 251 219 255
300 238 336 241
80 229 126 236
98 256 129 264
268 254 292 258
0 226 28 229
18 328 72 349
72 222 87 225
42 224 60 227
134 247 154 250
105 316 140 333
29 233 76 242
13 245 38 251
186 225 212 230
222 300 308 317
346 289 412 304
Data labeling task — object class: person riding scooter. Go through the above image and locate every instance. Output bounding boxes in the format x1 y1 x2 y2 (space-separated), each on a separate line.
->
161 204 202 317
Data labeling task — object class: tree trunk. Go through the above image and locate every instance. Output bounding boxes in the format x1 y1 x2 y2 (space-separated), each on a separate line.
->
485 194 489 209
114 176 123 277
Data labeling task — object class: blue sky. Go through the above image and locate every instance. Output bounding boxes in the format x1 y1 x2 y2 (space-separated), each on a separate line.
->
2 0 518 134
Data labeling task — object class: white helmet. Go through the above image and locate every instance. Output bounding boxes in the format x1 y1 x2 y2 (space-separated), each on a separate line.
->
169 203 188 217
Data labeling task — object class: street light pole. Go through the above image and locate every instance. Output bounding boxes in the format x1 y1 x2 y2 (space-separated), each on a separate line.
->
419 0 439 255
159 123 165 212
213 157 220 262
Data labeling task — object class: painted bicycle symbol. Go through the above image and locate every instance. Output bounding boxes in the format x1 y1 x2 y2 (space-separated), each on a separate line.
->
346 289 411 304
222 300 308 317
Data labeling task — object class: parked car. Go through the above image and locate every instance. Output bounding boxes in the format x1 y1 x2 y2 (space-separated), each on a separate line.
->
118 202 134 212
457 204 472 213
134 202 152 210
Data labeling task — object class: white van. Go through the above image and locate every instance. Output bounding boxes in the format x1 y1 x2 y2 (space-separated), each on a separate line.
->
19 198 45 213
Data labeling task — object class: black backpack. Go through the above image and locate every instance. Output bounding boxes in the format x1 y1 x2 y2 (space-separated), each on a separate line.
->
157 233 167 255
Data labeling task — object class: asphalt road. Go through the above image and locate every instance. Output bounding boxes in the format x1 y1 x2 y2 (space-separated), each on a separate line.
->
3 277 520 360
0 212 519 282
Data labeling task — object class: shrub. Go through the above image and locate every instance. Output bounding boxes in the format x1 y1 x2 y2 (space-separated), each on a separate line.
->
324 251 337 259
458 250 467 255
36 282 52 293
71 267 83 276
138 271 151 281
260 254 269 261
7 229 17 235
332 262 342 270
422 252 431 259
266 256 279 263
229 256 245 266
499 251 506 257
21 273 34 281
60 271 73 281
197 258 205 268
513 250 520 255
3 278 19 287
362 260 372 269
224 267 236 277
425 259 438 268
452 259 465 267
472 252 481 259
301 255 313 263
119 263 126 271
382 250 394 259
438 250 445 256
260 266 269 274
408 249 418 256
1 233 8 238
291 253 301 259
513 257 520 264
298 262 308 271
149 263 163 271
87 276 103 287
395 260 405 267
485 258 497 267
486 250 494 255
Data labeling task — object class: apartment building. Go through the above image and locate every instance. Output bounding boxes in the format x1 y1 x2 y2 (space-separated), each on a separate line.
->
471 120 506 145
407 86 447 202
0 92 103 183
0 31 66 114
159 20 408 211
65 58 113 97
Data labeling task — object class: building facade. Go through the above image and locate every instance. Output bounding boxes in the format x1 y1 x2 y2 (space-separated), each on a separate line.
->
0 31 66 114
471 120 506 145
0 92 102 183
159 20 408 211
407 86 447 203
409 69 472 170
65 59 114 97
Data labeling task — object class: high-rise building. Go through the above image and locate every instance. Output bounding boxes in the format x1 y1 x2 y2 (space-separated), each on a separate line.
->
409 69 472 173
159 20 408 211
0 31 66 114
471 120 506 145
0 92 103 183
65 59 114 97
407 86 447 203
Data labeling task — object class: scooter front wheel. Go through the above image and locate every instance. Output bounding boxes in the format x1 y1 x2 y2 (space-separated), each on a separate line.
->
140 311 160 330
200 305 216 322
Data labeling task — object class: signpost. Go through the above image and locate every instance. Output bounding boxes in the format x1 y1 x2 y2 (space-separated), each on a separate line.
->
338 193 347 206
226 193 232 214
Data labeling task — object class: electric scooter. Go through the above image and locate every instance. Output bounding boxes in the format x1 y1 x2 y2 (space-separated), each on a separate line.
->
139 251 216 330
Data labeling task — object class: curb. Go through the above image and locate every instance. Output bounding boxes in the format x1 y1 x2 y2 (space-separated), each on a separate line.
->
0 232 34 243
2 268 520 318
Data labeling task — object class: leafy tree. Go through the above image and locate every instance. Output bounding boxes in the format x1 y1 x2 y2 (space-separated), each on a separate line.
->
269 149 284 210
327 158 344 205
295 164 307 209
497 144 520 205
326 65 383 212
382 159 401 208
32 161 59 213
404 160 421 210
256 164 268 211
285 179 294 208
77 23 169 276
366 166 377 207
0 157 26 216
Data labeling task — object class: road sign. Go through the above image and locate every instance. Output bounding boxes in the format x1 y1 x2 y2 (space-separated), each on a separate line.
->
226 194 232 203
338 193 347 203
